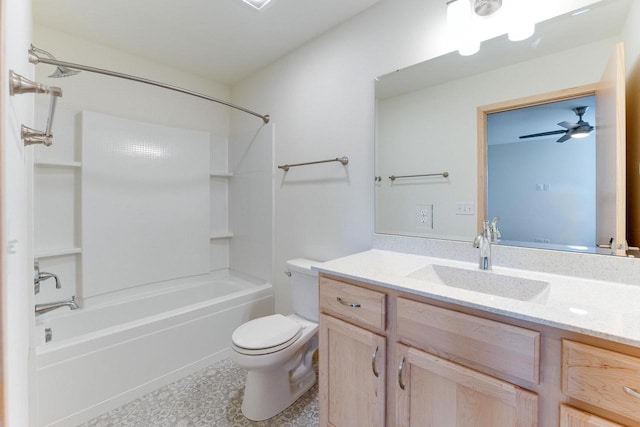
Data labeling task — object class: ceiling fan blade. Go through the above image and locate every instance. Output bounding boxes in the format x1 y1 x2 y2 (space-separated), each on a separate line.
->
519 130 566 139
557 121 579 129
556 133 572 143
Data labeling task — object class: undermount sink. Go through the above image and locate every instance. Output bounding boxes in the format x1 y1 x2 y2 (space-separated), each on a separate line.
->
407 264 550 303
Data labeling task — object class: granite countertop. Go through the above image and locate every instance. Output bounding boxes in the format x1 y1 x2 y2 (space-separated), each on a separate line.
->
314 249 640 347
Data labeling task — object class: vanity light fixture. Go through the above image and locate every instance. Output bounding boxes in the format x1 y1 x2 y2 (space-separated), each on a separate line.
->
447 0 480 56
447 0 535 55
473 0 502 16
507 0 535 41
242 0 272 11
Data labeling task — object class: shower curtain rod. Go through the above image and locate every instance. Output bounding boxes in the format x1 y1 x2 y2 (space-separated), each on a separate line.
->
28 48 270 124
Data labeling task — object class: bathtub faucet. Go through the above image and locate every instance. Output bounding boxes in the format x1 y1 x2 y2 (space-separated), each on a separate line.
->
35 296 79 316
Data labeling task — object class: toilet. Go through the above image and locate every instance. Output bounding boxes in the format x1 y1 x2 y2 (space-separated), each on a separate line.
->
231 258 320 421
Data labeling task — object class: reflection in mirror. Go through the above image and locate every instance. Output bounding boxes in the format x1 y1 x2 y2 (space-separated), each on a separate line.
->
374 0 638 258
487 95 598 253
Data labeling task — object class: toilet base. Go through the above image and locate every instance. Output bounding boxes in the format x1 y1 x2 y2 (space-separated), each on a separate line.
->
240 360 316 421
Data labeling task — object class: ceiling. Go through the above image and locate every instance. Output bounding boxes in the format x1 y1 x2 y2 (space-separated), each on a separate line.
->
32 0 382 85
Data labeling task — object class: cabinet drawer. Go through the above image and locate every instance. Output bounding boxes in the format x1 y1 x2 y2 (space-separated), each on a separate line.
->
397 297 540 384
560 405 624 427
562 340 640 423
319 276 386 331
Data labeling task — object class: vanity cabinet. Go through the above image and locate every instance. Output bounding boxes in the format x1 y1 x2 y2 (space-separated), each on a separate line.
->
319 276 387 427
395 343 538 426
318 273 640 426
561 340 640 426
394 297 539 427
319 274 538 426
396 297 540 384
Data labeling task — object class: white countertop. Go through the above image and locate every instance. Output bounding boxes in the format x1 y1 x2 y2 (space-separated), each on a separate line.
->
315 249 640 347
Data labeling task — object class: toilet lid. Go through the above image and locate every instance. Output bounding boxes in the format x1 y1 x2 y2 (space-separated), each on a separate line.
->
232 314 302 351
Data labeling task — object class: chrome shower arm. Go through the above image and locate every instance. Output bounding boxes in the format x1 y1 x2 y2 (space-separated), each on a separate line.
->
28 46 270 124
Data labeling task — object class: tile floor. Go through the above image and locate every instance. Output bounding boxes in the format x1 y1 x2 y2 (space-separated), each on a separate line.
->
79 359 319 427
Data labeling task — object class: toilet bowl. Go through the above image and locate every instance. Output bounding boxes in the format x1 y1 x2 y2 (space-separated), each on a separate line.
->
231 259 320 421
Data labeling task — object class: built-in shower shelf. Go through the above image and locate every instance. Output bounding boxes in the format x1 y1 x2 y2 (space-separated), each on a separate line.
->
210 232 233 239
210 171 233 177
36 247 82 259
35 161 82 168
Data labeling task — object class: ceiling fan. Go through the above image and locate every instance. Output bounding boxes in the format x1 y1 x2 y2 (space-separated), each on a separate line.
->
519 106 595 143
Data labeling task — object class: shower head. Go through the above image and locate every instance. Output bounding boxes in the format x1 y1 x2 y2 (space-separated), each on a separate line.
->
48 66 80 78
29 44 80 78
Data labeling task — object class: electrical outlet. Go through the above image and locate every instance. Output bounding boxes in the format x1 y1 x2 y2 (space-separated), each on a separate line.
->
455 202 474 215
416 204 433 229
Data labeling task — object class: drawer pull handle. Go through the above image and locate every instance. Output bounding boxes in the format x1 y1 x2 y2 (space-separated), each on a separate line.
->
372 346 380 377
398 357 406 390
624 386 640 399
337 297 361 308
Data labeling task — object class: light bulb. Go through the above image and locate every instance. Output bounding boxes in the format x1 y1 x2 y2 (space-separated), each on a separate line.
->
459 39 481 56
447 0 480 56
507 0 535 41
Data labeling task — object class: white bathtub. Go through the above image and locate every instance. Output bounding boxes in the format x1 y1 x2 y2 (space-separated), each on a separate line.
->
34 270 273 427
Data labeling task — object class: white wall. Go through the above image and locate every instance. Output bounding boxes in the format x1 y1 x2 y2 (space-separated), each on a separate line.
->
229 119 274 283
622 0 640 75
2 0 34 425
230 0 603 314
33 26 231 132
488 138 596 246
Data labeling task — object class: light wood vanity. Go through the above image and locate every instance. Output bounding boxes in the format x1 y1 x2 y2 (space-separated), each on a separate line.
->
318 272 640 427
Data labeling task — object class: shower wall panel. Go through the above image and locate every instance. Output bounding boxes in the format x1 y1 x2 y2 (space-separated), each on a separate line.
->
81 111 210 297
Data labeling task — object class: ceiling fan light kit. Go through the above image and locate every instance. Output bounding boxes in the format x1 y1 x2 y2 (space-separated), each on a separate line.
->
519 106 595 143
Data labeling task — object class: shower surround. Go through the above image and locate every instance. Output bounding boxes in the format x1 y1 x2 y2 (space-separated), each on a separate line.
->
32 27 275 426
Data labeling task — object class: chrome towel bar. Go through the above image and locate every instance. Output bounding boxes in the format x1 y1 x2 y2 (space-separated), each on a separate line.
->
278 156 349 172
389 171 449 181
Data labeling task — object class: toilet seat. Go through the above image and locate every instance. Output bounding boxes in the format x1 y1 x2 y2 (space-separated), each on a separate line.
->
232 314 303 355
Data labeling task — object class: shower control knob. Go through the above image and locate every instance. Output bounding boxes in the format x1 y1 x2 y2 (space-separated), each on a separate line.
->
34 261 61 294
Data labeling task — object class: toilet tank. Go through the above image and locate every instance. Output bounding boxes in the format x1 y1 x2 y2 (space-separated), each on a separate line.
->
287 258 320 322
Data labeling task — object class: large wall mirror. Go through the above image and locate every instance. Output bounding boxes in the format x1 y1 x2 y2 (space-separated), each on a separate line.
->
375 0 639 257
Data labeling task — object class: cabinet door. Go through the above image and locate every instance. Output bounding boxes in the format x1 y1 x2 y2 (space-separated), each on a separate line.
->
395 344 538 427
319 314 386 427
560 405 625 427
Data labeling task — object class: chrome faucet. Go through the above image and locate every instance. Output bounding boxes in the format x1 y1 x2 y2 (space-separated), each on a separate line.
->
34 261 61 294
35 296 79 316
473 220 492 270
488 216 501 244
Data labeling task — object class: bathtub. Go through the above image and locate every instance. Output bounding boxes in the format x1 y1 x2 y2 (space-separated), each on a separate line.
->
34 270 274 427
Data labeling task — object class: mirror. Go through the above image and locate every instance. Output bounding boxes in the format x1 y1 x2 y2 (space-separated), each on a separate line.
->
375 0 637 256
486 95 600 252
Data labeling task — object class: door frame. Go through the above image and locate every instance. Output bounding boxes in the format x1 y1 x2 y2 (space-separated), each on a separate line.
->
476 83 601 234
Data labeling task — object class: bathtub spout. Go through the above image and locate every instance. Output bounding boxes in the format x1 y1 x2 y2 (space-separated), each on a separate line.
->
35 296 79 316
